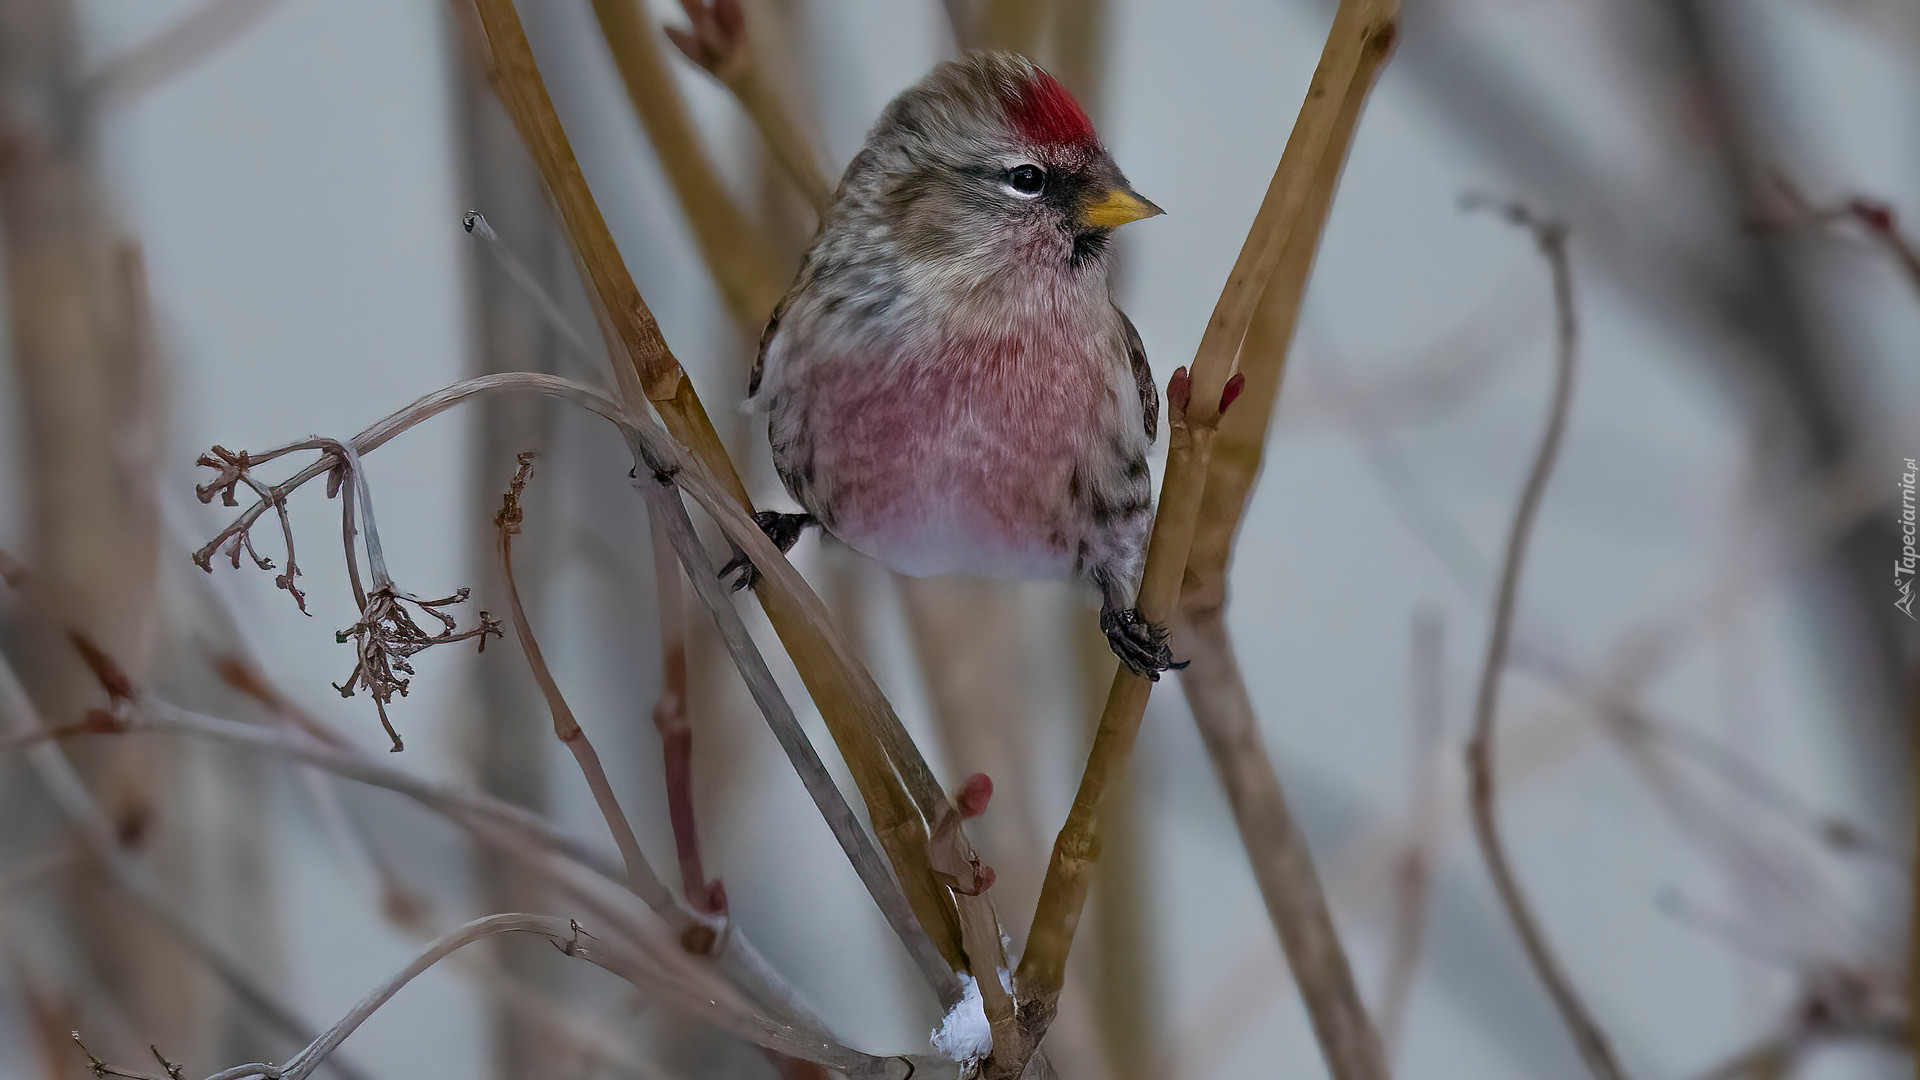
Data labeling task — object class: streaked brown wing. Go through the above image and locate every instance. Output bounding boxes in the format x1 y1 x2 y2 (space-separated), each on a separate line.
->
1118 307 1157 441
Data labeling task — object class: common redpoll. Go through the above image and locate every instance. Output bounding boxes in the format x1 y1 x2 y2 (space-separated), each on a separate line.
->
735 51 1177 678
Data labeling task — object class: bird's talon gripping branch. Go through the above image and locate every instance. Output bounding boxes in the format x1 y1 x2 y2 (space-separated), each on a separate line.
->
1100 604 1181 680
718 511 818 591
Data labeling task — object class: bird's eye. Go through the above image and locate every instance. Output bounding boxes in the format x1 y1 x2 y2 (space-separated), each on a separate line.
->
1004 164 1047 197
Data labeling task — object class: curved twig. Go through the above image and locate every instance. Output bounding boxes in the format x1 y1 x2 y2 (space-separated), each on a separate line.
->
1459 199 1630 1080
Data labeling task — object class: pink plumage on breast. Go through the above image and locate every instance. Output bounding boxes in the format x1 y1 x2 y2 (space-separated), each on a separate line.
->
800 333 1109 580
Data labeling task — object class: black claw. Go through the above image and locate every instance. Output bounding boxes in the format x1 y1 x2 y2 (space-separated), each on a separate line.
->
718 551 757 592
755 511 817 552
1100 605 1182 680
717 511 818 592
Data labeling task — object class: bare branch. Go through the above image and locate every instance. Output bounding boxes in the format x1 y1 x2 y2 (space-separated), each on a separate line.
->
1749 172 1920 300
1459 199 1630 1080
1172 613 1388 1080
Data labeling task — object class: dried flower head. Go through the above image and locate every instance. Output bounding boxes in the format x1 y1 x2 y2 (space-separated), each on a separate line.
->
333 583 502 752
193 443 308 612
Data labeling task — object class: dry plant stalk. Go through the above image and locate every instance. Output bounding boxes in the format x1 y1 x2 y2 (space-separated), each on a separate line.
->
1171 618 1388 1080
584 0 787 327
1460 199 1631 1080
466 0 987 982
978 0 1050 55
1017 1 1397 1075
1159 0 1398 1075
1181 0 1394 610
664 0 835 213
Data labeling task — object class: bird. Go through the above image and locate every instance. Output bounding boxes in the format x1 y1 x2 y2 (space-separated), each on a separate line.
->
731 50 1179 679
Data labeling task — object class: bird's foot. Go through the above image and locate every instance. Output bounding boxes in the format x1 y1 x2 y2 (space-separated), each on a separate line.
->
719 512 817 591
1100 605 1186 680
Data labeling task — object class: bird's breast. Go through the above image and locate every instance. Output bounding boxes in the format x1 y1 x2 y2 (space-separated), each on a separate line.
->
782 334 1118 580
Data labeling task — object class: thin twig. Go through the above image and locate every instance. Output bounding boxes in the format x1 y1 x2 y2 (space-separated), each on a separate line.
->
195 431 503 751
277 914 594 1080
1459 198 1629 1080
457 74 577 1064
72 913 917 1080
1751 172 1920 301
461 210 594 361
495 452 673 909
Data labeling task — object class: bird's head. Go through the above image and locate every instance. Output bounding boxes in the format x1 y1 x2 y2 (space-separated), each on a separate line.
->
858 51 1160 279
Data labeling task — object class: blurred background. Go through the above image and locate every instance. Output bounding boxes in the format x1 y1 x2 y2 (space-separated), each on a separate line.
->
0 0 1915 1078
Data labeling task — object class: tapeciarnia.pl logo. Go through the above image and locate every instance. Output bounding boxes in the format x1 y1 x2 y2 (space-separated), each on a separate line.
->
1899 457 1917 620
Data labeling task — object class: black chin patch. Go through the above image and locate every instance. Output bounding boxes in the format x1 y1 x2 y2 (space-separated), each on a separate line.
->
1070 228 1111 269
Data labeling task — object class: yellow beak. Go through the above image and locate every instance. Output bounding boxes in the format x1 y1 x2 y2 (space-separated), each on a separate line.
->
1081 188 1163 229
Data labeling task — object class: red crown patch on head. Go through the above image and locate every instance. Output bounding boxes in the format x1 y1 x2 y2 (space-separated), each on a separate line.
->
1006 68 1099 153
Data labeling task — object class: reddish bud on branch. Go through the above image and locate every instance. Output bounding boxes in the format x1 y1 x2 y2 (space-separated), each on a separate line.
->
1219 372 1246 415
1849 197 1896 234
957 773 993 818
1167 365 1192 417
